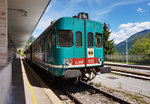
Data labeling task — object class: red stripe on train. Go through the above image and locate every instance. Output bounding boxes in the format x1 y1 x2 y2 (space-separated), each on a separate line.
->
72 58 85 65
72 58 97 65
87 58 97 64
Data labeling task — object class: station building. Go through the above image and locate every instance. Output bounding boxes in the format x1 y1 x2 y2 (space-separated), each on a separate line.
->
0 0 51 103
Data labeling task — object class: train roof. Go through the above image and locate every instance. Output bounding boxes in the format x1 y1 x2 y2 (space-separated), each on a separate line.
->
25 15 102 51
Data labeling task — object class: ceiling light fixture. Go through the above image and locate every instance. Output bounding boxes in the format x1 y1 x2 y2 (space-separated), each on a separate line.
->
8 8 27 17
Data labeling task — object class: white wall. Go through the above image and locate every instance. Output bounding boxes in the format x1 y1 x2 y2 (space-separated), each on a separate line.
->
0 63 12 104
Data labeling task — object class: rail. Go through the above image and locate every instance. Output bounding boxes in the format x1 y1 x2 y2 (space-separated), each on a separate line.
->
79 81 131 104
104 63 150 70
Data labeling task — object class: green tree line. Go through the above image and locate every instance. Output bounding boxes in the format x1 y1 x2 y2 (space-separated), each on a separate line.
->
129 32 150 54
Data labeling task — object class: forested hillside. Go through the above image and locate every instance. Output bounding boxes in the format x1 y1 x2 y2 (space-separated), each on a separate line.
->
115 29 150 54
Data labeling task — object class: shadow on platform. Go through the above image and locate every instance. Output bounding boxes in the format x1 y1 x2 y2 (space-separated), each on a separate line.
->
22 60 43 88
8 59 26 104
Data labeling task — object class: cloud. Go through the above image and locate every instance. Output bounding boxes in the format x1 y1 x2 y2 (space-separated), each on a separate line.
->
95 0 145 20
148 3 150 6
136 8 145 13
95 0 103 5
72 0 84 3
32 0 83 38
137 8 142 12
32 0 146 38
110 22 150 44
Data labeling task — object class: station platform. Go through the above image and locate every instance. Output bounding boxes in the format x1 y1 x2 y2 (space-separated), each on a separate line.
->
7 58 62 104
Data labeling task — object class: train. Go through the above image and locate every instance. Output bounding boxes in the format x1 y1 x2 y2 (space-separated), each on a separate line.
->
25 12 111 81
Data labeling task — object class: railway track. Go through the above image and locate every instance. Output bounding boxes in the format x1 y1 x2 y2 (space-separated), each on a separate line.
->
78 81 131 104
25 60 132 104
111 71 150 80
55 80 132 104
53 82 83 104
111 68 150 77
104 62 150 80
104 62 150 70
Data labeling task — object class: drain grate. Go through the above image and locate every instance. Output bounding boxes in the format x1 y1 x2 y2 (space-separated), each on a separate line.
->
107 76 118 79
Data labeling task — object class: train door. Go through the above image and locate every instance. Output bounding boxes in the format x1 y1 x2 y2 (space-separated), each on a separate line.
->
86 20 104 67
74 19 97 67
73 19 95 67
94 22 103 59
85 20 95 61
47 32 55 64
73 19 85 66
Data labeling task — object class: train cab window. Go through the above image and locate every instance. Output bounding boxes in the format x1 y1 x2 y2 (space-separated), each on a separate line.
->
88 32 93 47
95 33 102 47
75 31 82 48
58 30 73 47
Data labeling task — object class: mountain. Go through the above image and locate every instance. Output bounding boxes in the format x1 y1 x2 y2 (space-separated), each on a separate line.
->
115 29 150 54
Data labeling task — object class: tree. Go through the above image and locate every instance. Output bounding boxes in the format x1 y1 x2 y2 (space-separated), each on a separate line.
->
103 22 115 56
129 32 150 54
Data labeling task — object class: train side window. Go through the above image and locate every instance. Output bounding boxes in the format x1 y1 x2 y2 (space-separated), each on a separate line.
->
75 31 82 48
37 42 40 52
58 30 73 47
95 33 102 47
41 39 44 51
36 43 38 52
88 32 93 47
36 44 37 52
48 34 51 52
34 45 35 52
52 32 56 46
39 42 41 52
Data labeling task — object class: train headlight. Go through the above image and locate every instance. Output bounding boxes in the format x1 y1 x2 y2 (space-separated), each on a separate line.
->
64 59 72 66
97 57 102 64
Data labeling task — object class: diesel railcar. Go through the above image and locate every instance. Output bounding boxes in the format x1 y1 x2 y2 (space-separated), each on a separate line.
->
25 12 111 81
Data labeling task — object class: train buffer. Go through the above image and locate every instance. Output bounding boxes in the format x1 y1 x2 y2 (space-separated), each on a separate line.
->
7 58 62 104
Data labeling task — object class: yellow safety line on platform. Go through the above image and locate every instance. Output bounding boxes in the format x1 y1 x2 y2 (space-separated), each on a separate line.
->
21 59 38 104
24 60 62 104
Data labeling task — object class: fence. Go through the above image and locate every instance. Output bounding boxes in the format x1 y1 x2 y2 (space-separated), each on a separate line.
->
104 54 150 63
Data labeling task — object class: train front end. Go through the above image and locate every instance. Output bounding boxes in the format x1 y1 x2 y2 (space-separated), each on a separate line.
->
54 13 111 80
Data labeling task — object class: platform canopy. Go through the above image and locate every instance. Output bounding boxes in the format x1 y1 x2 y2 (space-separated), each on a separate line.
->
8 0 51 49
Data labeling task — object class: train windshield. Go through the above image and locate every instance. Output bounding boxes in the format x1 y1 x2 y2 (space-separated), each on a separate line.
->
58 30 73 47
95 33 102 47
75 31 82 48
88 32 93 47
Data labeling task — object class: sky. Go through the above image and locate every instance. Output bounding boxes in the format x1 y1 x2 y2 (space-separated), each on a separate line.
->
32 0 150 44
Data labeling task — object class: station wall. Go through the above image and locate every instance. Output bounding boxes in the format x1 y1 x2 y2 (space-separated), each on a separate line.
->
0 0 12 104
0 63 12 104
0 0 7 66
